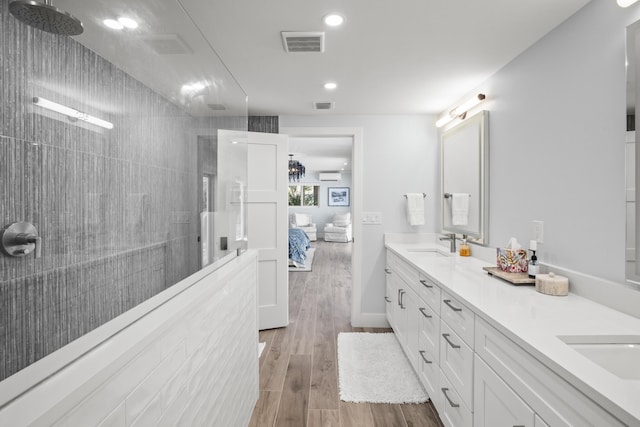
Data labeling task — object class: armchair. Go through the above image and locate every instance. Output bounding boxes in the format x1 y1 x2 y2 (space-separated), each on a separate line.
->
290 213 317 241
323 212 352 242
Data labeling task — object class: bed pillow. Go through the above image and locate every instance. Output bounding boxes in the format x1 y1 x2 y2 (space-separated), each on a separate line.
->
295 213 310 226
333 213 351 227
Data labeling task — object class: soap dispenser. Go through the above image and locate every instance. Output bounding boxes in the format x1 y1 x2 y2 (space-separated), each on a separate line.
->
459 235 471 257
528 249 538 278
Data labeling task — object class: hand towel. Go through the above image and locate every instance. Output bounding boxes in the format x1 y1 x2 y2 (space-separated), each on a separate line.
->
405 193 425 226
451 193 469 226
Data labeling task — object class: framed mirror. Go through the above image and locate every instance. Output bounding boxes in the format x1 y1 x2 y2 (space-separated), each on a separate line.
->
441 110 489 244
626 20 640 286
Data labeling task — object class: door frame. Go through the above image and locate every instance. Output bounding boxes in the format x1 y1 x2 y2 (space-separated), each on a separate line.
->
280 127 364 327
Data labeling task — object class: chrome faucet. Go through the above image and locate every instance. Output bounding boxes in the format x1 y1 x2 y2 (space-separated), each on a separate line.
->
440 233 457 253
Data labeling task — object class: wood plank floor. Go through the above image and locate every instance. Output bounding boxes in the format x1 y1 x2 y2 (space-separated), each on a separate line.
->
249 240 444 427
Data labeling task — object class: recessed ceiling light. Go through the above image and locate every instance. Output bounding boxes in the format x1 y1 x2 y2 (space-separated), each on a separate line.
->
323 14 344 27
324 82 337 90
103 19 124 30
118 17 138 29
182 81 210 94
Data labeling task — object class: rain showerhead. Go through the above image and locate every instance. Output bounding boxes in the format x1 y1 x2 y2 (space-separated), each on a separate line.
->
9 0 83 36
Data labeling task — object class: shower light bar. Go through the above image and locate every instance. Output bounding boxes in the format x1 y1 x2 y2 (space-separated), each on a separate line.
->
435 93 486 128
32 97 113 130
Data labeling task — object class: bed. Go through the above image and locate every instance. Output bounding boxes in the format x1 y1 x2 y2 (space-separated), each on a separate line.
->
289 228 311 267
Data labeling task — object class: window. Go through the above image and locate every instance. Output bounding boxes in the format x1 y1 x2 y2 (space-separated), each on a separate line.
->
288 184 320 206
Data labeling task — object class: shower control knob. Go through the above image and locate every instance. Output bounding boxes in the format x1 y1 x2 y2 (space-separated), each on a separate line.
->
0 222 42 258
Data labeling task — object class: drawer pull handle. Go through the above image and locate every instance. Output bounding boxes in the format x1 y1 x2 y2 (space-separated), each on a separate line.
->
397 289 403 306
419 307 432 318
441 388 460 408
419 350 432 364
419 279 433 288
400 290 406 309
443 299 462 312
385 268 392 274
385 297 391 302
442 333 461 349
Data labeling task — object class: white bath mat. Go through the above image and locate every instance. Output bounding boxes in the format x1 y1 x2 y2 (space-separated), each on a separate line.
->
337 332 428 404
288 248 316 272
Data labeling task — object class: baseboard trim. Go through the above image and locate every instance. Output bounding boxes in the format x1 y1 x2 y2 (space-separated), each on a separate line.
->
351 312 390 328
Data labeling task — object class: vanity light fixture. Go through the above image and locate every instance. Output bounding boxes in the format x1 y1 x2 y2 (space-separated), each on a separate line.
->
618 0 639 7
33 97 114 130
324 82 337 90
323 13 344 27
435 93 486 128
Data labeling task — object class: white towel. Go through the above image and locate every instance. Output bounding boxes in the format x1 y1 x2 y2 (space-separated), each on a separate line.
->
405 193 425 226
451 193 469 226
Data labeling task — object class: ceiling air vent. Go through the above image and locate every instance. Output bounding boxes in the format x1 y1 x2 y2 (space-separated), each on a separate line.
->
281 32 325 53
314 101 334 110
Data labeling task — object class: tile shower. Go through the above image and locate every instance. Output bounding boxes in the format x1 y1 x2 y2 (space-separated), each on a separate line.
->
0 0 247 381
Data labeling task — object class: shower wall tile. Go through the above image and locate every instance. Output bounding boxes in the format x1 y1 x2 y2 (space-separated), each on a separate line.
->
1 0 240 381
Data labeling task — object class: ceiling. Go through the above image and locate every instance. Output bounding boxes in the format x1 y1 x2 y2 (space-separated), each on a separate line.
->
180 0 591 116
56 0 591 118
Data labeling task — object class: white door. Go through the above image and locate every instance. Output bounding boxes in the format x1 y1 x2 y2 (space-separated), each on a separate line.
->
247 131 289 330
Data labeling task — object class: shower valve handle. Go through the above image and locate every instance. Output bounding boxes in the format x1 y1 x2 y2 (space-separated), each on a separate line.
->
0 222 42 258
15 233 42 258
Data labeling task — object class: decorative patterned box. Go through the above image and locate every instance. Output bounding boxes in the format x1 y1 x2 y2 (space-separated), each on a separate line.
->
496 248 528 273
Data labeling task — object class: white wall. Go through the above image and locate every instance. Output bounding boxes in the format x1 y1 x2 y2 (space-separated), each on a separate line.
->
289 172 353 237
477 0 639 284
282 1 640 318
280 116 438 314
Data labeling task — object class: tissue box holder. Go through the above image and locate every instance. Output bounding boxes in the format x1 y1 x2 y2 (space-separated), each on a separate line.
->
496 248 528 273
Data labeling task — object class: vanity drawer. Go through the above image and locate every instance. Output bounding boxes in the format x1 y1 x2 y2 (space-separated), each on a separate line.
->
439 368 473 427
440 321 474 410
387 251 420 293
418 303 439 360
441 291 474 347
475 318 625 427
418 333 439 404
418 273 441 314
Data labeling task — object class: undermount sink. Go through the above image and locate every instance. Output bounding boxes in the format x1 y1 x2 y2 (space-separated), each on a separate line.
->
558 335 640 380
405 248 452 257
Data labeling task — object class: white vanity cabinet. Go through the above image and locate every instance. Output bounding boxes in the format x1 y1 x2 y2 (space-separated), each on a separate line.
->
474 318 626 427
385 247 630 427
474 355 534 427
439 292 475 427
385 251 422 371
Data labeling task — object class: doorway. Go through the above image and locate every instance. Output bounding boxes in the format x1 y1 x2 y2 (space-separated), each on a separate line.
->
280 127 364 326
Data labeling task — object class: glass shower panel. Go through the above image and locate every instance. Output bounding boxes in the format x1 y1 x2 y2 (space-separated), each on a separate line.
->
0 0 248 381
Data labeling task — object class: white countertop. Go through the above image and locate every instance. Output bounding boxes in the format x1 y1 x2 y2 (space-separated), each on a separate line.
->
385 241 640 426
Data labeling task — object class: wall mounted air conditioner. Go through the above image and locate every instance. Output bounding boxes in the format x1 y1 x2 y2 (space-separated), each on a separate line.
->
319 172 341 181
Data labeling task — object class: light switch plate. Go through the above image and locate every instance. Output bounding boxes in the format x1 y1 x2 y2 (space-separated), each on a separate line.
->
362 212 382 225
